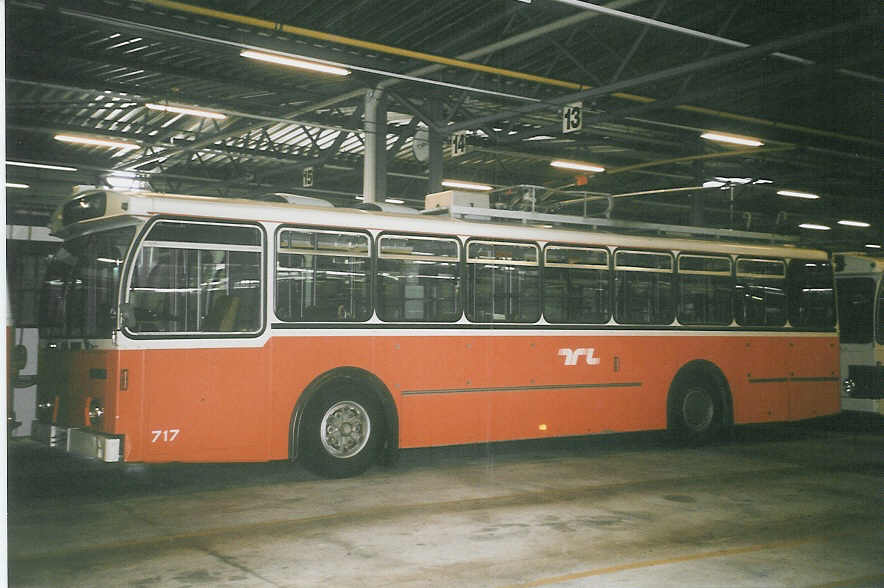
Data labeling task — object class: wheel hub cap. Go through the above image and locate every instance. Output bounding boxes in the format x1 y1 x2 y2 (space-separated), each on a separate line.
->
682 388 714 431
320 400 371 458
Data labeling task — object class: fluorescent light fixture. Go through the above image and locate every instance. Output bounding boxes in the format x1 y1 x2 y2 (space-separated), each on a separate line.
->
55 134 140 150
777 189 819 200
798 223 831 231
441 179 493 191
146 103 226 120
240 50 350 76
524 135 555 141
837 220 871 228
6 182 30 189
550 160 606 173
385 198 405 204
716 176 752 184
7 161 78 172
865 244 882 249
700 132 764 147
703 180 726 188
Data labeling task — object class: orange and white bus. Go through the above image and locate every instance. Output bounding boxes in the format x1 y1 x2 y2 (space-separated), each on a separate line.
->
33 188 840 477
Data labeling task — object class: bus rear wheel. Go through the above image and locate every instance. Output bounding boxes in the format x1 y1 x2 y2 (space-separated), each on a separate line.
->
668 372 723 444
300 383 382 478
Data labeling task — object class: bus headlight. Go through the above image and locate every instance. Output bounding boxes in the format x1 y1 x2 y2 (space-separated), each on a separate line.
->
841 378 856 397
88 399 105 428
36 400 55 423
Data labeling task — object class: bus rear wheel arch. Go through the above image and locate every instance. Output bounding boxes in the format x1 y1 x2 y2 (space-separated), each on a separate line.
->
292 368 397 478
667 361 732 444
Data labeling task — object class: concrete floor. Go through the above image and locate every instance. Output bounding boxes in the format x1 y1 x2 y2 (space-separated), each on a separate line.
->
7 414 883 587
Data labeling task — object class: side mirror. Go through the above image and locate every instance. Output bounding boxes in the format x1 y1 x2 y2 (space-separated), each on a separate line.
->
119 303 136 329
12 344 27 371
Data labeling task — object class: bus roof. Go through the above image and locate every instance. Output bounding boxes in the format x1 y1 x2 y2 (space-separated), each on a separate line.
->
56 189 829 260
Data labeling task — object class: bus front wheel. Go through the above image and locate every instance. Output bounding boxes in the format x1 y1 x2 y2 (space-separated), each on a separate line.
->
300 383 382 478
668 371 724 444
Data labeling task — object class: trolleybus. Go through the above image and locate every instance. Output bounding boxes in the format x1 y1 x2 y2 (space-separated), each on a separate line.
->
7 225 60 436
33 188 840 477
835 253 884 414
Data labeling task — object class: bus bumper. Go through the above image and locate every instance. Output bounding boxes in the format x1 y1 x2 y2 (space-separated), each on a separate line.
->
31 421 123 462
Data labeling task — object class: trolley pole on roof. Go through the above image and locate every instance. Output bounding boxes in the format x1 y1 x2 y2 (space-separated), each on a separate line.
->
362 88 387 204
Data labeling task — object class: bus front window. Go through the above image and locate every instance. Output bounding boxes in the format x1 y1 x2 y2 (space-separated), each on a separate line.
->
40 226 135 340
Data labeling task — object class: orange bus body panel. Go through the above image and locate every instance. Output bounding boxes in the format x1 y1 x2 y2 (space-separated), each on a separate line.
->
121 347 271 462
45 332 839 463
39 347 120 432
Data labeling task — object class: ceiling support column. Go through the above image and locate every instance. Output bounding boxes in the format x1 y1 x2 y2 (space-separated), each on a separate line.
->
362 87 387 203
690 156 705 226
428 101 444 195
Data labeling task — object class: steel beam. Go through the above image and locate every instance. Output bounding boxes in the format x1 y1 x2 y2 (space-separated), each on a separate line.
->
446 17 875 133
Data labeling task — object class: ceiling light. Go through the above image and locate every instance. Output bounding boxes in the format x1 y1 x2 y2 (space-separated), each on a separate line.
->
55 134 140 150
146 103 226 119
837 220 871 228
441 180 493 191
7 161 78 172
550 160 605 173
777 189 820 200
700 132 764 147
385 198 405 204
865 244 882 249
240 50 350 76
6 182 30 189
715 176 752 184
703 180 726 188
798 223 830 231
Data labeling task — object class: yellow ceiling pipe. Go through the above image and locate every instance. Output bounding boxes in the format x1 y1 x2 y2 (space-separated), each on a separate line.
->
605 145 795 175
140 0 591 91
139 0 660 104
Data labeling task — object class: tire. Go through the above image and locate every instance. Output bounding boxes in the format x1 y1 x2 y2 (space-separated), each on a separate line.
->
300 381 382 478
668 372 723 444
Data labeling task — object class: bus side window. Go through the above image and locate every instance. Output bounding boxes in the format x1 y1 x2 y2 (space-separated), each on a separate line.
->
876 281 884 345
543 246 610 324
788 259 834 329
275 228 371 322
127 221 263 335
376 235 461 322
734 258 786 327
677 254 732 326
614 250 674 325
466 240 540 323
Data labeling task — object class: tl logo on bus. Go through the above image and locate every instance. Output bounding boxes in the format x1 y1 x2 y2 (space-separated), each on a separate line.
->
558 347 600 366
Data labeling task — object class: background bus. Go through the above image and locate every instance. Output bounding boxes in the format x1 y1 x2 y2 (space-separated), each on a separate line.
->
835 253 884 414
33 189 839 477
7 225 61 436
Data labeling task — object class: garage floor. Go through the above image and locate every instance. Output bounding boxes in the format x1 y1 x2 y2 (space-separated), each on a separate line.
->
8 414 883 587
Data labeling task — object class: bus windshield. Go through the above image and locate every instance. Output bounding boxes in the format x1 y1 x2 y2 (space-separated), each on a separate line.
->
836 277 875 344
40 226 136 340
